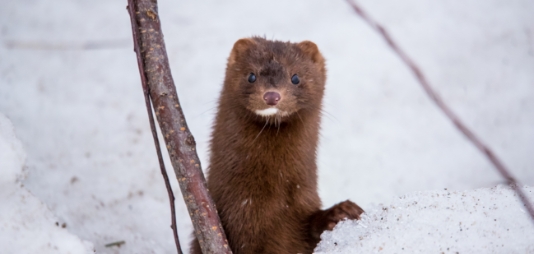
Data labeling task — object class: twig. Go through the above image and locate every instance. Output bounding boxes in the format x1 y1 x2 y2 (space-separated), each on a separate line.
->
105 241 126 248
126 3 182 254
345 0 534 223
126 0 232 253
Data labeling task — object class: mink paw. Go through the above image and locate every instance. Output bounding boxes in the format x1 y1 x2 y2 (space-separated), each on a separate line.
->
308 200 364 244
323 200 364 231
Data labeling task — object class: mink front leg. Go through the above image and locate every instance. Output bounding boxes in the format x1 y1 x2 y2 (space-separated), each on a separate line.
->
307 200 364 247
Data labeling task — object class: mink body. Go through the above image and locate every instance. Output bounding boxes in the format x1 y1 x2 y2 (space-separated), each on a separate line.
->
191 37 363 254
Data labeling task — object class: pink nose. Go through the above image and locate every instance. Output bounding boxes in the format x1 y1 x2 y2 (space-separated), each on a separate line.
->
263 92 281 106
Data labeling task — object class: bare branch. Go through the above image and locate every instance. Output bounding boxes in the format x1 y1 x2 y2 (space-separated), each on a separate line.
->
345 0 534 223
126 3 182 254
126 0 232 253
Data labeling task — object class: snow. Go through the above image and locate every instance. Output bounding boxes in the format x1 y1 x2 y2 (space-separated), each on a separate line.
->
1 0 533 253
0 114 94 253
315 185 534 253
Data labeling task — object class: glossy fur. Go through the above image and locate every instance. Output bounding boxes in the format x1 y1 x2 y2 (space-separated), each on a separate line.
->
191 37 363 254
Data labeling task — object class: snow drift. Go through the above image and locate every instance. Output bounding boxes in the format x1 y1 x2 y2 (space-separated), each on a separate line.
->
316 185 534 253
0 114 94 254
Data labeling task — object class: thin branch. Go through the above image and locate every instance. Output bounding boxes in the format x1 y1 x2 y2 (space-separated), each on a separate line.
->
345 0 534 222
126 0 232 253
126 3 182 254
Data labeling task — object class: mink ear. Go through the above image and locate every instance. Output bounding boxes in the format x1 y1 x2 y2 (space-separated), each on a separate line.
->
297 41 324 64
228 38 256 65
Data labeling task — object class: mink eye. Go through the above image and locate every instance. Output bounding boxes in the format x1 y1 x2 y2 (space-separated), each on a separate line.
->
248 73 256 83
291 74 300 85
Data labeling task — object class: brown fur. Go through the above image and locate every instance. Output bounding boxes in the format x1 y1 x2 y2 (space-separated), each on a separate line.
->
191 37 363 254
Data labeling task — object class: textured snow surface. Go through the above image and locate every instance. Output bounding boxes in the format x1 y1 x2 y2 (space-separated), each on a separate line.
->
0 114 94 254
1 0 533 253
316 185 534 253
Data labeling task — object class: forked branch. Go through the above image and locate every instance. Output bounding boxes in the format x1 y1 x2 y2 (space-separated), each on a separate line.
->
126 0 232 253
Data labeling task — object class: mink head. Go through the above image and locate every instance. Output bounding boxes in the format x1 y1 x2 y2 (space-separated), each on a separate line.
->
221 37 326 124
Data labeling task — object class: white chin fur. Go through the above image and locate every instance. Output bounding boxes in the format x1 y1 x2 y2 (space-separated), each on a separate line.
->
255 108 279 116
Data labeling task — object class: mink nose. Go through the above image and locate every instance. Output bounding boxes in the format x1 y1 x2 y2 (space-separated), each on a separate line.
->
263 92 281 106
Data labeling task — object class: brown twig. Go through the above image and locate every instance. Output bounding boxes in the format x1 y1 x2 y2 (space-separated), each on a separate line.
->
105 241 126 248
126 0 232 253
345 0 534 222
126 3 182 254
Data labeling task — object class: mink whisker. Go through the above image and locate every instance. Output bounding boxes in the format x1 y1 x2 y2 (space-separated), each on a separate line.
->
278 115 282 133
320 108 338 123
295 111 305 125
276 115 281 135
253 117 270 143
196 106 217 117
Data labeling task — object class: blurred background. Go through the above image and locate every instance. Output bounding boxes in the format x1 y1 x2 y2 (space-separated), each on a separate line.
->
1 0 533 253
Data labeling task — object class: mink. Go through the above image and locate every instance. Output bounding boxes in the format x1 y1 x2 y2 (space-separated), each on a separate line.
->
190 37 363 254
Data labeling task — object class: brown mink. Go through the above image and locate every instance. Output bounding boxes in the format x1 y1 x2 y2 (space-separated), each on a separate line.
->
191 37 363 254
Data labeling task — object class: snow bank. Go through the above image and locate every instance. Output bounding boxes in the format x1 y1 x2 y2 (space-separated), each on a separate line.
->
316 185 534 253
0 113 94 254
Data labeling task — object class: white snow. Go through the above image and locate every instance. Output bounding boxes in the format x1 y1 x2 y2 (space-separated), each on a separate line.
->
1 0 533 253
315 185 534 253
0 114 94 253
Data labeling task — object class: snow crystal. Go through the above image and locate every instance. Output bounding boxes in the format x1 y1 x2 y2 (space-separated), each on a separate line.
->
315 185 534 253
